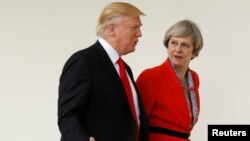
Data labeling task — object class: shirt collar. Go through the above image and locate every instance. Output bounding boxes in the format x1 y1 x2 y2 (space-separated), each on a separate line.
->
98 38 119 65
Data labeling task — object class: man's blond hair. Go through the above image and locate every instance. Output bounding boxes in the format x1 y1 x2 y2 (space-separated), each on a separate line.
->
96 2 145 37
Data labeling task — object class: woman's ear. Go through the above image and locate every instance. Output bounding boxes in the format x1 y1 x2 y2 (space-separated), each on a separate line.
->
191 52 197 60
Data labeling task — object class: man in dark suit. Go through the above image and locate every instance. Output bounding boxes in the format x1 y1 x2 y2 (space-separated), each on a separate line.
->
58 2 148 141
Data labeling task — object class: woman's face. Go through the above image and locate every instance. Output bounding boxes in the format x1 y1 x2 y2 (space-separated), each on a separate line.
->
167 35 195 71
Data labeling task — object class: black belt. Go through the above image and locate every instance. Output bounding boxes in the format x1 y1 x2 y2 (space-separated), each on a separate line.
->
149 126 190 139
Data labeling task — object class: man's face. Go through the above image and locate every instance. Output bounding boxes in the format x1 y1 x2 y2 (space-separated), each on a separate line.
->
114 16 142 55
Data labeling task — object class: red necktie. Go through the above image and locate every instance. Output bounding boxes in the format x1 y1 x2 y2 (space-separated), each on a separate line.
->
117 57 139 141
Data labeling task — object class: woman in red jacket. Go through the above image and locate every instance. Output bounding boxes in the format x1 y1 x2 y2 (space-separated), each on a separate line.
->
136 19 203 141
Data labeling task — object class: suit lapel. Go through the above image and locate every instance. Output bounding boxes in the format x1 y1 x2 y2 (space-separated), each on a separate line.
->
94 41 121 84
162 60 191 126
93 41 132 113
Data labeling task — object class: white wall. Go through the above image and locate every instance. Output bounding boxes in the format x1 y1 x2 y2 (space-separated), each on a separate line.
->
1 0 250 140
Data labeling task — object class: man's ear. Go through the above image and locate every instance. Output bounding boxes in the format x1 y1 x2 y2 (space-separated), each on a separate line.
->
107 24 115 36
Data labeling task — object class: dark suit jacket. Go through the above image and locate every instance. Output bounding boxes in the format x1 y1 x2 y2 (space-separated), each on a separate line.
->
58 41 148 141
